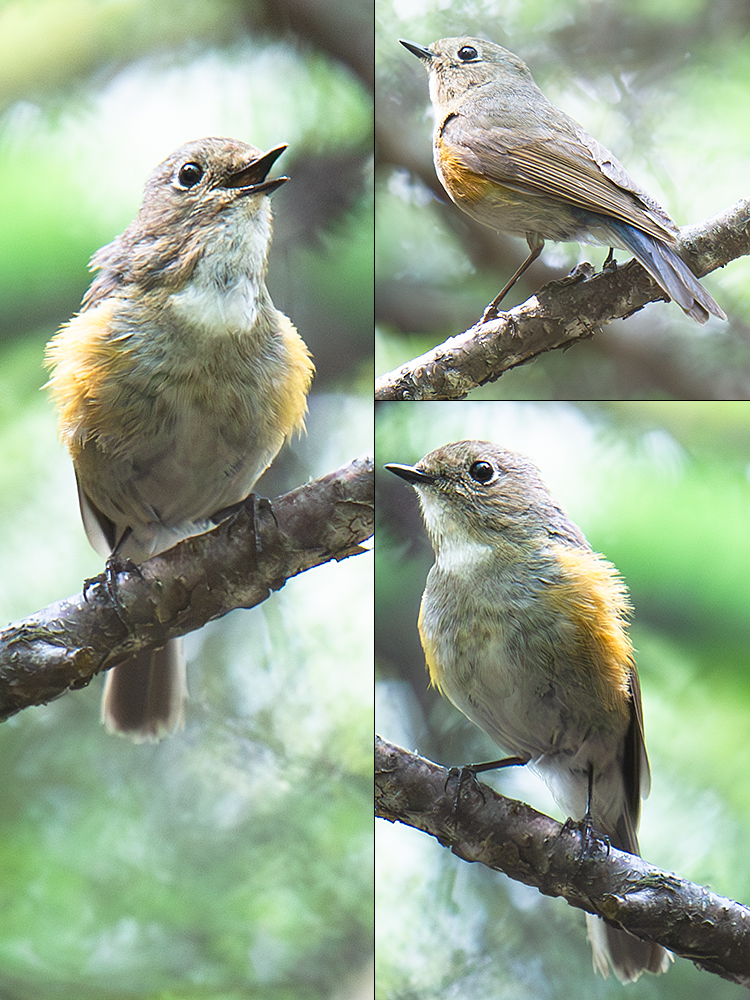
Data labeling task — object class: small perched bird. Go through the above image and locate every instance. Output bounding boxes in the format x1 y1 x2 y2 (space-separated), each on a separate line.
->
401 36 726 323
46 137 314 741
387 441 671 983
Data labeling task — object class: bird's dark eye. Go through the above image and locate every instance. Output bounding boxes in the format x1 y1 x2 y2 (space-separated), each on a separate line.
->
177 162 204 188
469 460 494 483
457 45 479 62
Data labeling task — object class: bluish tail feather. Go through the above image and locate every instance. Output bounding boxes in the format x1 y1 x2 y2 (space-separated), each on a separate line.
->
603 218 726 324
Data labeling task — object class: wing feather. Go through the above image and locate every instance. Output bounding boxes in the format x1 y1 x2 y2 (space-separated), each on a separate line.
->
443 113 678 243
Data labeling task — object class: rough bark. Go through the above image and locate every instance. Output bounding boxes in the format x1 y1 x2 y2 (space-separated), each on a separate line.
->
375 198 750 400
376 736 750 987
0 455 373 721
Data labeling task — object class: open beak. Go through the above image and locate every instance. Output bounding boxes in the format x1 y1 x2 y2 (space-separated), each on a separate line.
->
222 144 289 195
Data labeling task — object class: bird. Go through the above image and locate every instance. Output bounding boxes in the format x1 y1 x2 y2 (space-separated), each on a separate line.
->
386 440 672 982
46 137 314 741
400 36 726 323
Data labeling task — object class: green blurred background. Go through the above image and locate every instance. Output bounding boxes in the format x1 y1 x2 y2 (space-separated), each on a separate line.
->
375 0 750 399
376 401 750 999
0 1 373 998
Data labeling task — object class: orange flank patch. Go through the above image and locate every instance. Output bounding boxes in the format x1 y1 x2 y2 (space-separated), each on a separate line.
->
547 543 634 711
44 299 134 457
45 301 313 461
417 599 444 693
274 312 314 440
435 145 494 205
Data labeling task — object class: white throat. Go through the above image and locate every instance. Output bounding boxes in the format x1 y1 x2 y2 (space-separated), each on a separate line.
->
168 272 261 334
167 202 273 336
434 534 493 574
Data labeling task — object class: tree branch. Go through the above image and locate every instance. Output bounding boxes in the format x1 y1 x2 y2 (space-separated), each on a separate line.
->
0 456 374 722
376 736 750 987
375 198 750 401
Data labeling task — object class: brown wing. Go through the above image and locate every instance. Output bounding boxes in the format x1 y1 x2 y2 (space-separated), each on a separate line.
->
443 111 679 244
76 473 118 558
616 664 652 854
628 664 652 800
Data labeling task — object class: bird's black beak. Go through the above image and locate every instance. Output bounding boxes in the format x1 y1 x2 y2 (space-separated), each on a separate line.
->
222 144 289 196
399 39 434 63
385 463 436 486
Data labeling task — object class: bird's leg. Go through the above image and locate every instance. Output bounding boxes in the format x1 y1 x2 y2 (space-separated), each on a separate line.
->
483 237 544 321
247 493 276 554
575 763 610 860
210 493 276 555
447 754 530 815
82 527 142 628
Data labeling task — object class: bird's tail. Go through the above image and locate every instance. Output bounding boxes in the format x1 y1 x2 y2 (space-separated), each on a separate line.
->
101 638 187 742
586 813 672 983
607 218 726 324
586 913 672 984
